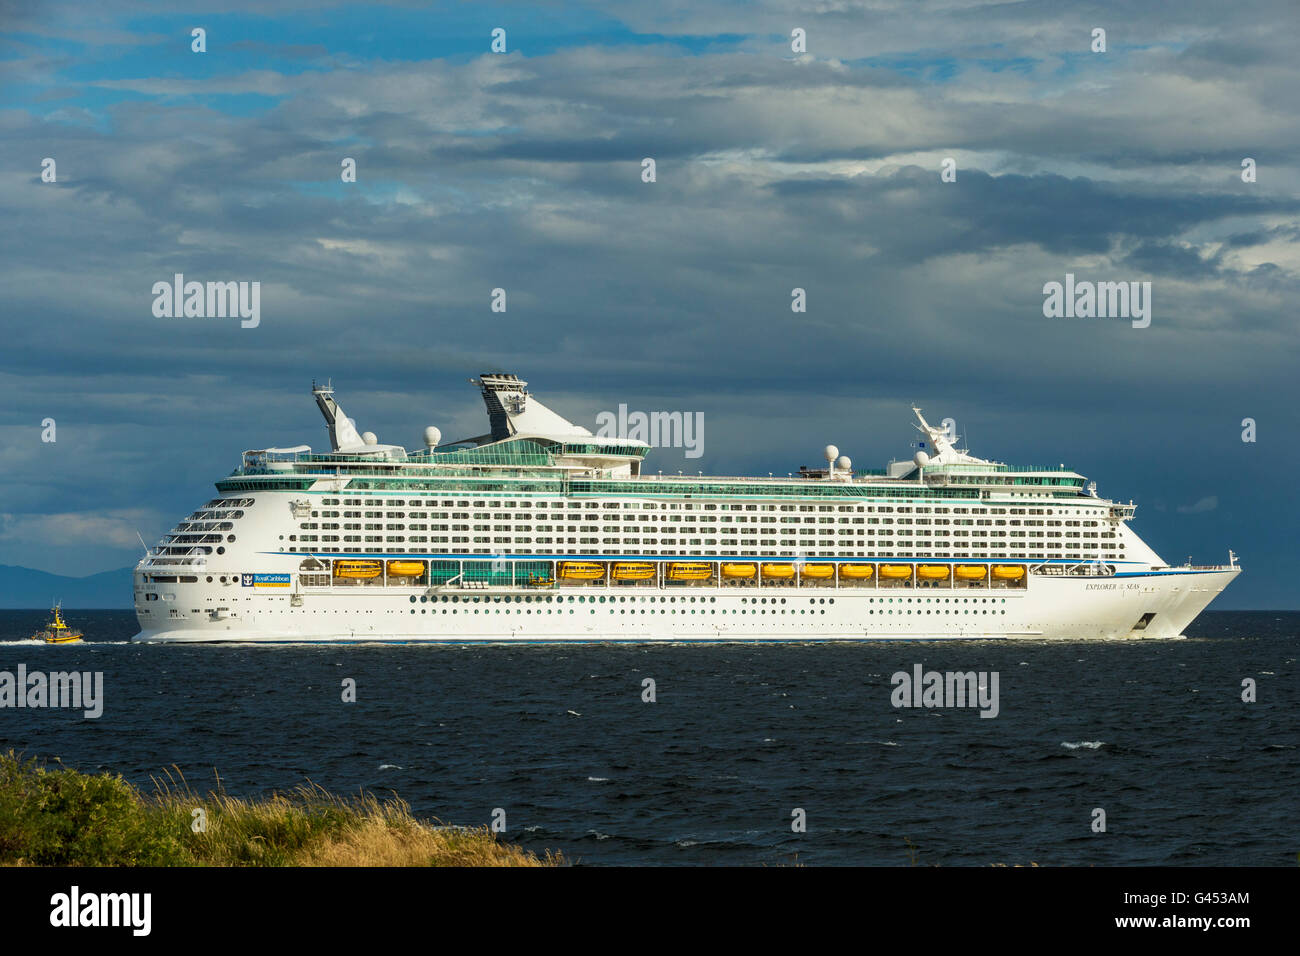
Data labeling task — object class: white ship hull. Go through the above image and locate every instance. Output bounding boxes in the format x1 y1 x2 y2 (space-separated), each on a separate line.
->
133 567 1238 644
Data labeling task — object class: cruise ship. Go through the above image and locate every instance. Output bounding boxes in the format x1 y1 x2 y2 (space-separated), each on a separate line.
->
132 373 1239 643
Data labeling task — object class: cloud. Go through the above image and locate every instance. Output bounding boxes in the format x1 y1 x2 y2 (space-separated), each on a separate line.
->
0 1 1295 602
0 510 160 549
1177 496 1219 514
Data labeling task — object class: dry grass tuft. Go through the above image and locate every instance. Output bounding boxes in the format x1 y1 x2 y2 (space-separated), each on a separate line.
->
1 751 561 867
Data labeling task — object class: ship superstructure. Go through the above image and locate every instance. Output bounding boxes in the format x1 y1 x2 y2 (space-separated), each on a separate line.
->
132 374 1239 643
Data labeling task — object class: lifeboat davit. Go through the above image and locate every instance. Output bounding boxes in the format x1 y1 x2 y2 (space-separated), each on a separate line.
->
559 561 606 580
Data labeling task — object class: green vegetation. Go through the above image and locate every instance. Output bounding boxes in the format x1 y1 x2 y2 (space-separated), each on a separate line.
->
0 751 560 867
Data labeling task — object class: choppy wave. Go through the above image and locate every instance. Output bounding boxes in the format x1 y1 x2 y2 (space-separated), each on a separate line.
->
0 609 1294 866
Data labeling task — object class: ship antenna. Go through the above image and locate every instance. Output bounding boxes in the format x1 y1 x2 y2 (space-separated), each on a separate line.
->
135 529 149 555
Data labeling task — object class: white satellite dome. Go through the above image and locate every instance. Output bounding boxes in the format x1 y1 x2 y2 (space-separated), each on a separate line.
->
424 426 442 448
914 450 930 467
362 431 378 445
837 456 851 472
824 444 839 463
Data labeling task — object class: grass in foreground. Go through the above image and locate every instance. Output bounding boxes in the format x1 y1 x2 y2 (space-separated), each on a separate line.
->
0 751 561 867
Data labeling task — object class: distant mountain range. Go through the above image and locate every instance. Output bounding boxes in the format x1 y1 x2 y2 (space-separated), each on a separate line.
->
0 564 134 609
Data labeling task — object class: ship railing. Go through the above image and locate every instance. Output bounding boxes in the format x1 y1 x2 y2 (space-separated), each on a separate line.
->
141 555 207 568
1028 562 1115 576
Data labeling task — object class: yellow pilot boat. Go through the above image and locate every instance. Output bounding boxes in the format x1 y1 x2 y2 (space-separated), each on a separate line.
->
32 604 83 644
837 563 875 580
878 564 913 580
799 563 835 579
667 562 713 581
955 565 988 580
334 560 382 579
386 560 427 578
558 561 606 580
760 563 795 580
612 562 656 581
721 562 757 579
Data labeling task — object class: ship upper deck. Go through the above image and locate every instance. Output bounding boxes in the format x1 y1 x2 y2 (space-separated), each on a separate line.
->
226 377 1103 504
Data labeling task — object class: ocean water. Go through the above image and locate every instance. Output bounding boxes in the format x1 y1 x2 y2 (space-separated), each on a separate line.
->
0 609 1295 866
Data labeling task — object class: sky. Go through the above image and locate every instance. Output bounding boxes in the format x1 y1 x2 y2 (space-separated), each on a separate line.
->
0 0 1297 608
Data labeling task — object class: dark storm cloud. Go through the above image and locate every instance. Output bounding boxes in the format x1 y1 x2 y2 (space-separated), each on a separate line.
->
0 0 1297 608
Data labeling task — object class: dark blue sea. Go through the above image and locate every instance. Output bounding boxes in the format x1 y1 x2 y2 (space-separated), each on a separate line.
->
1 610 1295 866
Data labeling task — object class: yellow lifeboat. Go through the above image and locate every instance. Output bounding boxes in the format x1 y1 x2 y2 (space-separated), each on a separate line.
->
992 565 1025 580
667 562 713 581
761 563 795 580
955 565 988 580
838 563 875 579
612 561 656 581
799 563 835 579
878 564 913 580
917 565 951 580
721 562 756 579
559 561 606 580
335 560 382 579
386 560 426 577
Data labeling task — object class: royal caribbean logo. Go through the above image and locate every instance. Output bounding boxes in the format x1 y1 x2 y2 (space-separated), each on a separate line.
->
242 573 291 588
